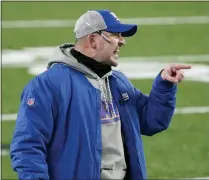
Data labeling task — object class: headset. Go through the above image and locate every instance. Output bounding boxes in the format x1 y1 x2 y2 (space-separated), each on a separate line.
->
85 22 111 43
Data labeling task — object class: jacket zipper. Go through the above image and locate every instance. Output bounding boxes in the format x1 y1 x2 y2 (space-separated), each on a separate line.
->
110 77 144 179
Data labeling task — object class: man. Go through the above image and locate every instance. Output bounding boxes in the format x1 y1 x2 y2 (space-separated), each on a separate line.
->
10 10 191 179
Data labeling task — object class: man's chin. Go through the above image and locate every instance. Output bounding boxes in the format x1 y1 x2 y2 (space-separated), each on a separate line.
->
101 57 119 67
110 57 119 67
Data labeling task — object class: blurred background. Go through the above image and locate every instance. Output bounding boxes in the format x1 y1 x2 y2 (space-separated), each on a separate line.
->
1 1 209 179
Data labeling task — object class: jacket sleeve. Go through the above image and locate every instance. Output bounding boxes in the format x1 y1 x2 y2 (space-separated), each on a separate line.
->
136 73 177 136
10 76 58 180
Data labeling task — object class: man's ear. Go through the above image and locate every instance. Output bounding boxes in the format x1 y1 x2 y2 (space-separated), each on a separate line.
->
88 34 97 49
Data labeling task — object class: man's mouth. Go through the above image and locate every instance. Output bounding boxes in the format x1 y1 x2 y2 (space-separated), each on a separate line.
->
113 49 119 55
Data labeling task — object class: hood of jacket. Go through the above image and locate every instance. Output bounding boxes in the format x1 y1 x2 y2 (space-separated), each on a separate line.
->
47 43 112 79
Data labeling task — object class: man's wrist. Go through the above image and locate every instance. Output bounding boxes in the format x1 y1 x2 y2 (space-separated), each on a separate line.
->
153 71 176 91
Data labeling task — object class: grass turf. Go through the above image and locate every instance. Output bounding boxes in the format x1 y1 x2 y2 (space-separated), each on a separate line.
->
2 1 209 179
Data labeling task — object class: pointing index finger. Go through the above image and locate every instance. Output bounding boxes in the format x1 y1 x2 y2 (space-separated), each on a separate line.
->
170 64 192 70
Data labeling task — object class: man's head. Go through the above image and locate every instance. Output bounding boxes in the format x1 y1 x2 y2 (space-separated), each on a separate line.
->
73 10 137 67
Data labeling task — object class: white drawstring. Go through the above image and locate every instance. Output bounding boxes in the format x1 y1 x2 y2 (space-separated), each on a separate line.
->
96 75 116 118
106 77 116 117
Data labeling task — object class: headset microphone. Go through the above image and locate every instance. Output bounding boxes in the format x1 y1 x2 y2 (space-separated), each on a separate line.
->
85 22 111 43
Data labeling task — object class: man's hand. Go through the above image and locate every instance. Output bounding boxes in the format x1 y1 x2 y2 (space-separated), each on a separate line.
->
161 64 192 84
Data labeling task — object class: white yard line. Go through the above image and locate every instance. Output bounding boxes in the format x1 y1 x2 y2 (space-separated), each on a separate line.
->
3 47 209 83
2 106 209 122
175 106 209 114
2 45 209 68
1 149 9 156
2 114 17 121
184 177 209 179
121 54 209 62
2 16 209 28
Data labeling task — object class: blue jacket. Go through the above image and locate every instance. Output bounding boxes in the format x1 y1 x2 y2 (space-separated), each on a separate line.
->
10 63 176 179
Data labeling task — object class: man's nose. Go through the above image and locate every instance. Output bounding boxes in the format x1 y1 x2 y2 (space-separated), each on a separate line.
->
118 37 126 47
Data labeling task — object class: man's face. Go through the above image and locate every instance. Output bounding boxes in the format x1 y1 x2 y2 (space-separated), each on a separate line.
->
91 31 126 67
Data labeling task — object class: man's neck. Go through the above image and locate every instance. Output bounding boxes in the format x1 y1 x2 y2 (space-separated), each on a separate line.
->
71 48 111 78
74 44 96 60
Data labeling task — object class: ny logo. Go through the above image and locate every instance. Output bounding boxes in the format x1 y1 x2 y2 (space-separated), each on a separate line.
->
122 93 129 101
110 12 120 22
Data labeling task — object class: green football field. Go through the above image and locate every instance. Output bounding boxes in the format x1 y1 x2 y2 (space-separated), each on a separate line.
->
2 2 209 179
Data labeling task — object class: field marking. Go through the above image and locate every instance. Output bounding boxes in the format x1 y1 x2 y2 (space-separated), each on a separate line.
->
2 106 209 122
121 55 209 62
2 16 209 28
2 46 209 83
3 46 209 68
1 149 9 156
29 62 209 83
175 106 209 114
3 46 209 67
2 114 17 121
184 177 209 179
